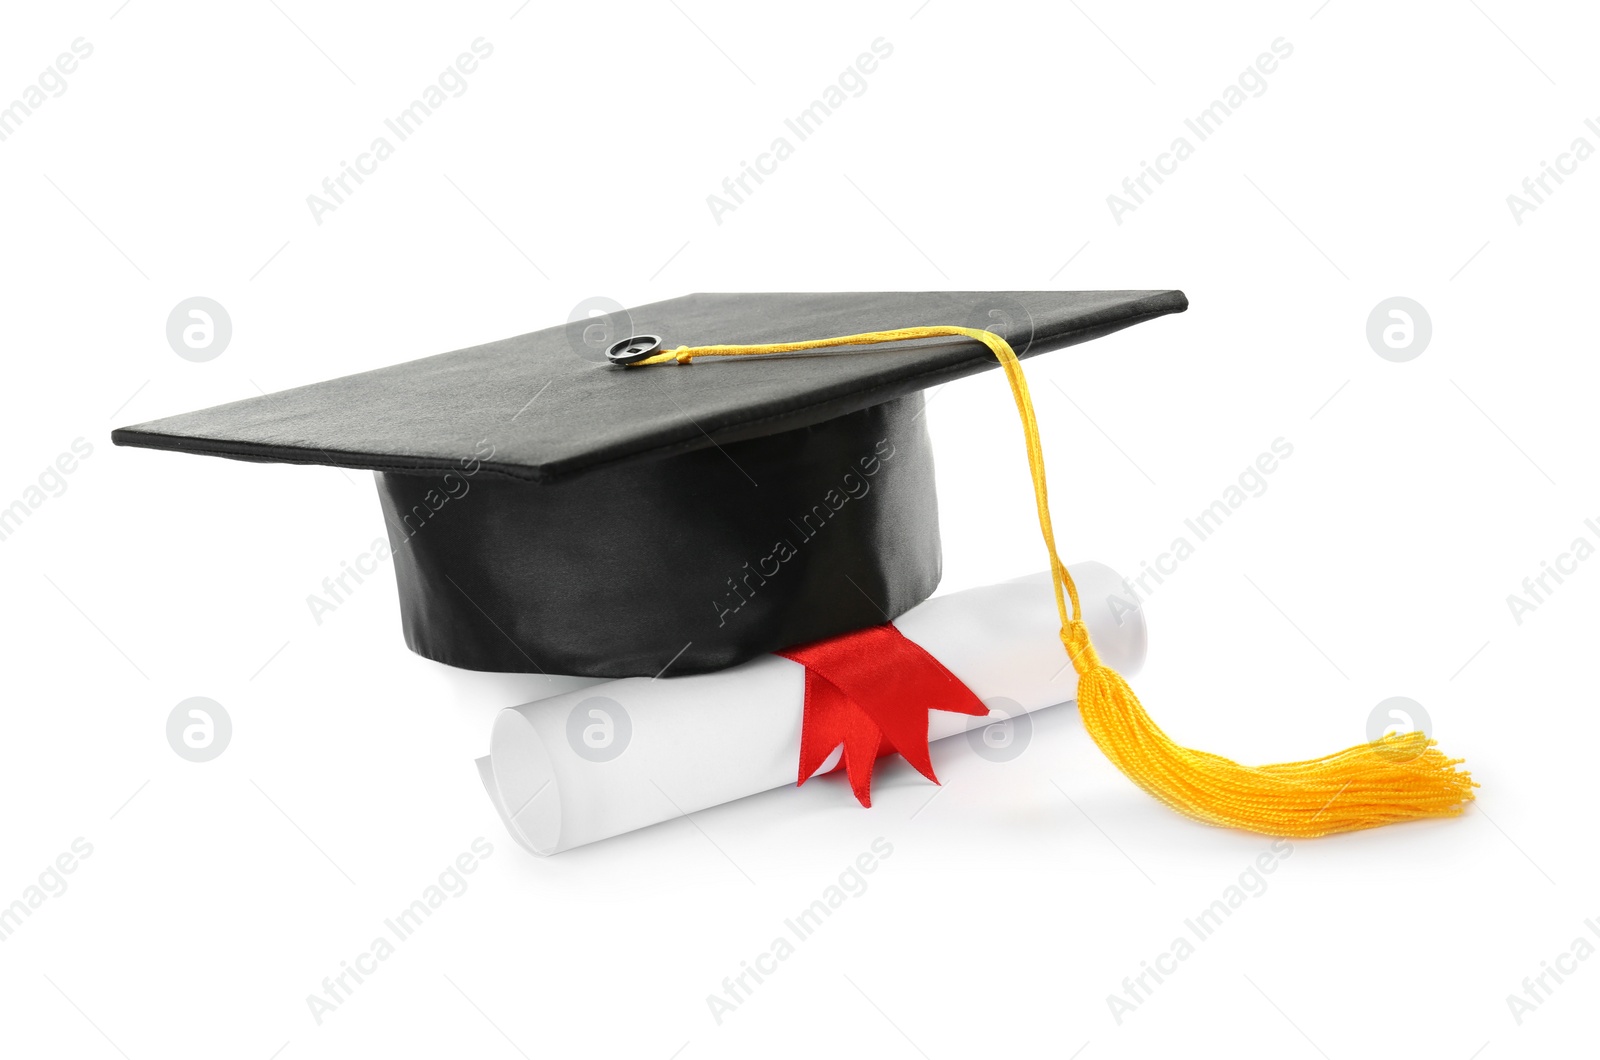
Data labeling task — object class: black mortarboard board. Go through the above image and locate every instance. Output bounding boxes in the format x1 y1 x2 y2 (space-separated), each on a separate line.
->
113 291 1186 678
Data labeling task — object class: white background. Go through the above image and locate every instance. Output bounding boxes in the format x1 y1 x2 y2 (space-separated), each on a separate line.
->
1 1 1595 1057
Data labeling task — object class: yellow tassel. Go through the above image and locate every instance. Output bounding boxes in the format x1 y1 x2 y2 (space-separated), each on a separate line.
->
629 325 1477 836
1063 621 1474 836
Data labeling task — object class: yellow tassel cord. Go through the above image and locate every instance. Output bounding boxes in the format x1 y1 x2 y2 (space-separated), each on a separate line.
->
629 327 1476 836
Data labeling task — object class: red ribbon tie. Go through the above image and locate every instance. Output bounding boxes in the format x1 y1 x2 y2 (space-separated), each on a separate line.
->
778 623 989 807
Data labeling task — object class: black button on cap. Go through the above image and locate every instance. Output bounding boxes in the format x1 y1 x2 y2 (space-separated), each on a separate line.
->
606 335 664 365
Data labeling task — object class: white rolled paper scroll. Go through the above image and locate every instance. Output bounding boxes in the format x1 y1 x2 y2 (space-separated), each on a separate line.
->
477 562 1145 855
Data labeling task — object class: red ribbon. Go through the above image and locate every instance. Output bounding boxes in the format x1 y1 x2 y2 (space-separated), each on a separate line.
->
778 624 989 807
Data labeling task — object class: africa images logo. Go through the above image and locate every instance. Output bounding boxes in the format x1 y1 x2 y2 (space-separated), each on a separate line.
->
706 37 894 224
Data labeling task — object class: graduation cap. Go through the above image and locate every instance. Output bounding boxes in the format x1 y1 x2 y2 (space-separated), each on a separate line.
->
112 290 1184 679
114 290 1476 838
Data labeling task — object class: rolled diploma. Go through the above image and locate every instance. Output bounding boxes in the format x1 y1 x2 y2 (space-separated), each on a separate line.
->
479 562 1145 855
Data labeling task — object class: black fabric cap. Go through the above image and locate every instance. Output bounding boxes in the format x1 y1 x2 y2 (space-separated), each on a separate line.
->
113 290 1186 677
